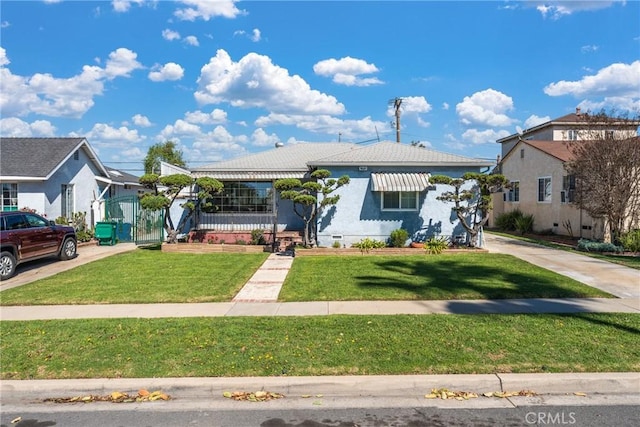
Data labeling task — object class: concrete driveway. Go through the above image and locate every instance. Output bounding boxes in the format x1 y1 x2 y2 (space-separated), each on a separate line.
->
0 242 137 291
484 233 640 298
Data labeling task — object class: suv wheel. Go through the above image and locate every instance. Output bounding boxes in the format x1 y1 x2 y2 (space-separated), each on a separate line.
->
0 251 17 280
59 238 77 260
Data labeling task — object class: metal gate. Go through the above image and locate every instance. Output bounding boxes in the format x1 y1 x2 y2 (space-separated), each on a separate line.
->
104 196 164 245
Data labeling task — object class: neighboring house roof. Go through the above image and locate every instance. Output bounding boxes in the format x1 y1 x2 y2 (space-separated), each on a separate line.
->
0 137 110 180
497 108 640 144
192 142 358 179
106 168 143 187
309 141 494 168
519 140 574 163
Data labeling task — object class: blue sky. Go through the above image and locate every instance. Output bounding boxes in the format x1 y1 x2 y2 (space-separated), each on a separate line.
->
1 0 639 174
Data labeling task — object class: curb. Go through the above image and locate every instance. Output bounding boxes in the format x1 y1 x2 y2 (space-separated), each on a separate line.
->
2 373 638 401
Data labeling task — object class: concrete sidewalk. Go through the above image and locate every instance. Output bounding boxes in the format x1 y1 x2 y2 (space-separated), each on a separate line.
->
2 297 639 321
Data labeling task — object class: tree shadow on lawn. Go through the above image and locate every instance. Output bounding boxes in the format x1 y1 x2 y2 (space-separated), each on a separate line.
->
355 256 610 300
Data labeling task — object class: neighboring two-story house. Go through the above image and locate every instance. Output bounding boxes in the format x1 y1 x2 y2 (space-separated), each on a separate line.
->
492 109 640 240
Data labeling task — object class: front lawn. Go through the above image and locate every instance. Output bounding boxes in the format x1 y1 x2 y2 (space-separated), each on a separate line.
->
2 314 638 379
279 254 612 301
0 251 270 305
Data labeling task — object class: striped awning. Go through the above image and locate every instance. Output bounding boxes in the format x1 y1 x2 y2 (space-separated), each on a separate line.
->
370 173 431 192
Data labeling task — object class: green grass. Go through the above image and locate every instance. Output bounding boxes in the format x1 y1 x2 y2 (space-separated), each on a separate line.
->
0 251 270 306
2 314 638 379
279 254 612 301
487 230 640 270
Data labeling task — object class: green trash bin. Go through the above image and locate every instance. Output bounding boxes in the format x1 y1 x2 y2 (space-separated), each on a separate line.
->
95 221 117 246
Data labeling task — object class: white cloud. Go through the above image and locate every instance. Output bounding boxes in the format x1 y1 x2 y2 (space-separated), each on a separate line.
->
162 29 181 41
581 44 599 53
255 113 388 140
251 28 261 42
195 49 345 115
1 21 10 29
532 1 623 19
385 96 432 128
103 48 143 79
0 48 142 118
121 146 145 161
462 128 511 145
233 28 262 42
313 56 383 87
251 128 279 147
184 35 199 46
184 108 228 125
442 102 450 110
0 47 8 67
86 123 144 142
544 60 640 100
523 114 550 130
0 117 56 137
148 62 184 82
456 88 516 127
160 119 202 139
174 0 245 21
132 114 152 127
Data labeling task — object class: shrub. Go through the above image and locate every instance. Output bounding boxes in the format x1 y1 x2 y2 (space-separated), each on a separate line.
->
332 240 341 249
514 213 534 235
619 230 640 253
75 229 94 243
250 229 266 245
389 228 409 247
495 209 524 231
55 216 69 225
352 237 386 253
235 239 247 245
424 236 449 255
577 239 623 254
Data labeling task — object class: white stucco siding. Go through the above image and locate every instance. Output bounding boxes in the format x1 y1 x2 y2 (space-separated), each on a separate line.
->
46 150 102 219
316 167 479 248
15 182 46 214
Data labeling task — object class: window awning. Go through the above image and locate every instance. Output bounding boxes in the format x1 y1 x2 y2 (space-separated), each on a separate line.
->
370 173 431 192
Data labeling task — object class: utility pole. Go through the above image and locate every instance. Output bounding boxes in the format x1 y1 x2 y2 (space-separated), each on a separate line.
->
390 97 403 143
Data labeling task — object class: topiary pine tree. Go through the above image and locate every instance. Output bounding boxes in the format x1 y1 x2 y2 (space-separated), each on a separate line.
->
430 172 509 247
274 169 350 247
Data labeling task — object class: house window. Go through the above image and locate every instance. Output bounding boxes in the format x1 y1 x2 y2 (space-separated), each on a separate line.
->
537 177 552 203
504 181 519 202
561 175 576 204
73 151 79 160
381 191 418 211
567 130 578 141
520 149 524 159
604 130 614 140
61 184 74 219
1 183 18 211
209 181 274 213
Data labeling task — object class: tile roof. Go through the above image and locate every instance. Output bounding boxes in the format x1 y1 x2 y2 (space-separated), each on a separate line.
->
522 140 574 162
310 141 494 167
0 137 107 178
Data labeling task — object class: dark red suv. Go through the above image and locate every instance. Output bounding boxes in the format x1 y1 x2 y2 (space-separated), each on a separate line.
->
0 211 77 280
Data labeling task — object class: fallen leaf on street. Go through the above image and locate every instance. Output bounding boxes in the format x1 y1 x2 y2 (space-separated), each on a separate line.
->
222 391 284 402
43 390 171 404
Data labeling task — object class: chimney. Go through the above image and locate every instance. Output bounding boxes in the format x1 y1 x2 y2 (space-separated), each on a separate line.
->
576 107 581 115
496 154 501 164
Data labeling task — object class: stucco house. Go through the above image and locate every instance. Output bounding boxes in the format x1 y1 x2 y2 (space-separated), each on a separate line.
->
189 141 493 247
0 137 142 228
492 109 640 239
